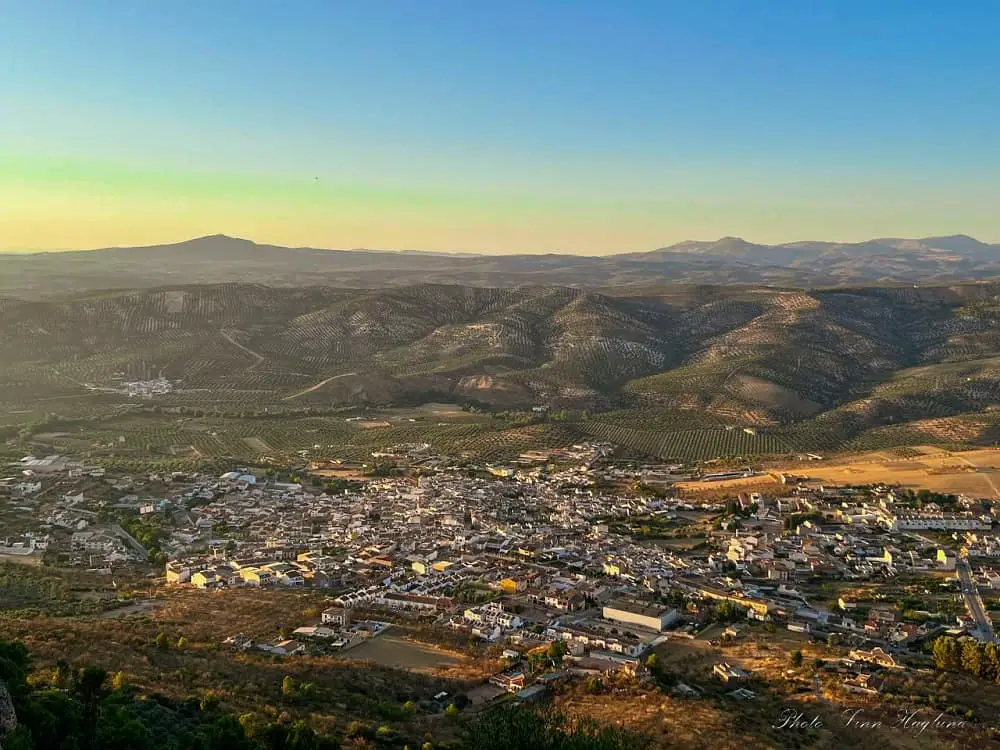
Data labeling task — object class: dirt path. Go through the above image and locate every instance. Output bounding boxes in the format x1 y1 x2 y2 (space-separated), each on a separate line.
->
955 453 1000 497
282 372 358 401
219 329 265 371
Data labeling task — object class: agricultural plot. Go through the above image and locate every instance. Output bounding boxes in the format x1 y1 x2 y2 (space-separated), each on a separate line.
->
579 422 789 461
7 282 1000 467
766 446 1000 500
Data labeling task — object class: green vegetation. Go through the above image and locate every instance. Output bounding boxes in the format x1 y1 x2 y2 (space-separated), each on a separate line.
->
932 636 1000 681
0 564 123 617
0 638 340 750
711 601 750 623
0 637 655 750
463 705 649 750
6 281 1000 466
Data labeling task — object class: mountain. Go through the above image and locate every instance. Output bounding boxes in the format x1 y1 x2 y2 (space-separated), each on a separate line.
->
6 281 1000 459
2 233 1000 298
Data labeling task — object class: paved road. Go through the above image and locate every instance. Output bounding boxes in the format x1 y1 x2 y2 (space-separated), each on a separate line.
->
957 558 997 642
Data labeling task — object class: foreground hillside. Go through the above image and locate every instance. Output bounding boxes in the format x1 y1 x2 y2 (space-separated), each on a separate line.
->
5 282 1000 462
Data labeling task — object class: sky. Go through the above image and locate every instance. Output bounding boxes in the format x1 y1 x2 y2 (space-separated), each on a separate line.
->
1 1 998 254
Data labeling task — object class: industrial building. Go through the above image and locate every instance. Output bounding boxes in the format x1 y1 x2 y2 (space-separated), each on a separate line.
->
602 599 679 632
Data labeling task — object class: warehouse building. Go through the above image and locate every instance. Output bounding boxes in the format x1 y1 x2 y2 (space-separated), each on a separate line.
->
602 599 679 632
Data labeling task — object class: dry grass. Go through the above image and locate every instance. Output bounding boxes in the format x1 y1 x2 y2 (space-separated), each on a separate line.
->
769 446 1000 498
1 588 464 737
675 446 1000 498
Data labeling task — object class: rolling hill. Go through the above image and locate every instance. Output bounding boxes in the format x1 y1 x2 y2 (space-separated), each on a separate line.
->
6 281 1000 462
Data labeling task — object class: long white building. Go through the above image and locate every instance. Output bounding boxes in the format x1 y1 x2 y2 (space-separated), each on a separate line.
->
602 599 679 632
882 511 989 532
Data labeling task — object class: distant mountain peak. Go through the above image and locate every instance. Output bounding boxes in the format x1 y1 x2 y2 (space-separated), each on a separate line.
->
186 234 255 244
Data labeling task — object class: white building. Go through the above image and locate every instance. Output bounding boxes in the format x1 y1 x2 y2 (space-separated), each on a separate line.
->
602 599 679 633
883 512 989 532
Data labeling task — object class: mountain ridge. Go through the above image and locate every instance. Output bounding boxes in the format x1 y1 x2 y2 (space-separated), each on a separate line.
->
10 231 998 258
6 280 1000 461
2 233 1000 299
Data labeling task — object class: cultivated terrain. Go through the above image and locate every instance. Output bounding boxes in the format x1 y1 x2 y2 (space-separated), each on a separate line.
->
4 280 1000 465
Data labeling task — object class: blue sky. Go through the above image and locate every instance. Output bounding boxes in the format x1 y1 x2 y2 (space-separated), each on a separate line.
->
1 1 998 252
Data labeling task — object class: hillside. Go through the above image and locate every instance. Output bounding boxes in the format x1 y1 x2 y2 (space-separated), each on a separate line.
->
2 233 1000 297
6 282 1000 463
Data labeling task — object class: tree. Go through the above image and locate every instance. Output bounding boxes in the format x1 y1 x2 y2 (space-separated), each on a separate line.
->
287 719 320 750
445 703 460 719
713 600 748 623
74 666 108 750
111 671 127 690
546 640 567 665
53 658 74 689
985 643 1000 680
790 650 804 668
282 675 298 699
962 640 986 678
345 720 373 740
464 705 649 750
933 636 962 670
154 631 169 650
176 636 189 650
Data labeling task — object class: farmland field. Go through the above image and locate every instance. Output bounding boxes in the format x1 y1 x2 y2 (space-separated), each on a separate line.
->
7 282 1000 466
344 636 465 672
770 446 1000 499
672 446 1000 499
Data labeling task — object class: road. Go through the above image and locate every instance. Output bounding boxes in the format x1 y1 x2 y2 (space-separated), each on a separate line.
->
219 328 265 371
282 372 359 401
957 558 997 642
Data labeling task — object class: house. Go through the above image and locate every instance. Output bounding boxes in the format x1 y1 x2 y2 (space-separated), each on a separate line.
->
191 570 218 589
714 662 750 683
542 587 585 611
464 602 524 630
843 673 882 695
937 548 957 571
191 565 238 589
377 592 453 613
868 609 896 625
489 672 526 693
321 607 352 628
165 561 192 584
240 568 275 587
293 626 341 640
849 647 902 669
278 570 305 587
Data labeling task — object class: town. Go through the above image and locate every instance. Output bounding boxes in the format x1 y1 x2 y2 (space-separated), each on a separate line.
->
3 439 1000 718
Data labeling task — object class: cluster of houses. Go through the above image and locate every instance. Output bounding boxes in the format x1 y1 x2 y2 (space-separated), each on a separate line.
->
7 443 1000 708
